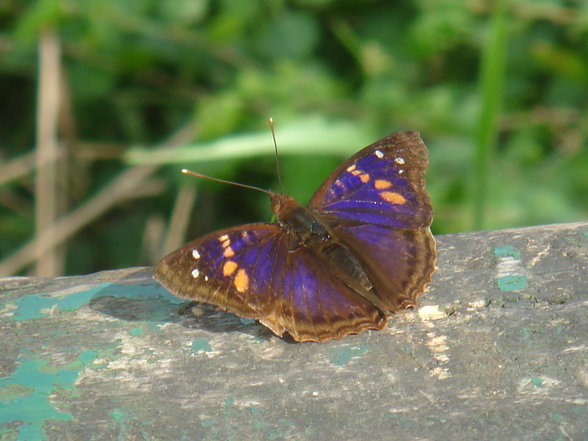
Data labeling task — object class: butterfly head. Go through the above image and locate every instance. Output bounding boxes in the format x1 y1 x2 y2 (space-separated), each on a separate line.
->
269 192 299 224
269 192 333 246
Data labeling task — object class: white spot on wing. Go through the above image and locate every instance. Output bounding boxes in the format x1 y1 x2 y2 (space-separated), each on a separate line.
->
192 250 200 259
204 275 209 282
375 150 384 159
395 157 405 165
191 268 200 278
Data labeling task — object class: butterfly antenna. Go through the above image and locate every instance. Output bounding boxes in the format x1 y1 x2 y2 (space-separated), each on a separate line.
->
181 169 271 196
269 118 284 194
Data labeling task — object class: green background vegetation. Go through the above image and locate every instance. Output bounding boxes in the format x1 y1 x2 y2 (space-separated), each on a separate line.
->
1 0 587 276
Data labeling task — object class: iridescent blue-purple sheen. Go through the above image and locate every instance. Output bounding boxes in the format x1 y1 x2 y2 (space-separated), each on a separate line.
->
189 224 381 323
315 151 429 229
154 130 433 341
336 224 419 293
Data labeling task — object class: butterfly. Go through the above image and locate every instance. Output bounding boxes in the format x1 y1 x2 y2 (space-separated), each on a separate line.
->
154 130 436 342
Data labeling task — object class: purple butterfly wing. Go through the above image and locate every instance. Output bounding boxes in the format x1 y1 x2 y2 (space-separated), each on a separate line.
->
155 225 278 317
154 224 386 342
308 131 436 312
309 131 432 228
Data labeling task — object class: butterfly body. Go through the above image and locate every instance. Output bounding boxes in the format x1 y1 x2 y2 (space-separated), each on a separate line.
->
154 130 436 342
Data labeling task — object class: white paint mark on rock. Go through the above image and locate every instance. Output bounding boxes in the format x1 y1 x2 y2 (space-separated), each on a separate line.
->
419 305 446 321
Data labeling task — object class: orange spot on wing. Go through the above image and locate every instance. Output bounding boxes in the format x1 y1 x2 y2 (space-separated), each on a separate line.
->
359 173 370 183
223 261 238 276
374 179 392 189
380 191 407 204
223 246 235 258
218 234 229 242
234 268 249 293
351 169 361 176
346 164 356 172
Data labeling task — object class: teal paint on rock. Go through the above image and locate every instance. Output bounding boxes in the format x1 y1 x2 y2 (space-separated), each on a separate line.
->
9 294 60 320
497 275 528 291
11 283 114 321
111 409 124 423
78 350 98 365
191 338 212 352
493 245 520 259
0 351 97 441
88 282 186 323
129 327 144 336
328 345 370 366
8 281 185 323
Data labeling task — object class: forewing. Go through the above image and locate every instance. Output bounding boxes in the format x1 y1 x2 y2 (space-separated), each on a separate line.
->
308 130 432 229
307 131 436 312
154 224 386 342
154 224 281 318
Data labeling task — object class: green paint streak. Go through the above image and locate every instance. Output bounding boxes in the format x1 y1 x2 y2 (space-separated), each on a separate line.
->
328 345 369 366
129 327 144 336
79 350 97 365
531 377 544 387
239 318 255 325
582 231 588 238
1 362 70 439
248 406 271 431
494 245 520 259
191 338 212 352
0 351 97 440
497 275 527 291
10 283 113 321
111 409 124 423
224 396 235 410
110 408 132 440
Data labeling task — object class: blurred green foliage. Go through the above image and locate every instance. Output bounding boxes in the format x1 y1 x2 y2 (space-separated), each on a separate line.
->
1 0 587 275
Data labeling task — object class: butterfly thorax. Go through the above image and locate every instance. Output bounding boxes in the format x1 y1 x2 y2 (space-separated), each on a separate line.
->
270 193 330 244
